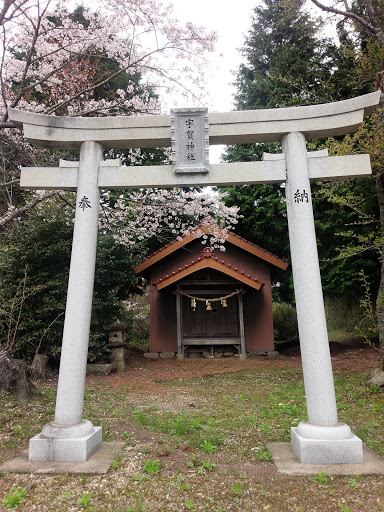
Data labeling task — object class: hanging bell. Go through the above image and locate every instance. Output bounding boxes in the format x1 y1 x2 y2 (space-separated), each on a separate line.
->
221 299 227 308
206 300 212 311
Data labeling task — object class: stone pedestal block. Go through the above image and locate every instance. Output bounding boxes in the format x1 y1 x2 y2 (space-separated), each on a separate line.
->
86 364 115 376
291 422 363 464
31 354 49 380
29 420 102 462
109 345 125 372
143 352 159 359
159 352 175 359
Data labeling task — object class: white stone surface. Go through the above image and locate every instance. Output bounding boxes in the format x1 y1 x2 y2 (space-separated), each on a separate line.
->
54 141 103 426
282 131 339 426
20 152 371 191
282 132 363 464
20 166 78 190
297 421 353 440
266 442 382 474
308 154 372 181
291 427 363 464
98 161 287 189
8 92 380 149
171 108 209 173
29 141 103 462
29 425 102 463
41 419 94 439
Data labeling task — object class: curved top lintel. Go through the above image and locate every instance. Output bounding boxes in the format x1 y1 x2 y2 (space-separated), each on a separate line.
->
7 91 381 149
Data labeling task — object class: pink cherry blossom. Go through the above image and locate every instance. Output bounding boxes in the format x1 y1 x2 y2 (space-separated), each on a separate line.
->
0 0 238 244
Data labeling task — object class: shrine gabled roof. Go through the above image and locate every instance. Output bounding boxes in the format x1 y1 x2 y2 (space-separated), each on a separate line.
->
153 248 264 291
134 223 289 274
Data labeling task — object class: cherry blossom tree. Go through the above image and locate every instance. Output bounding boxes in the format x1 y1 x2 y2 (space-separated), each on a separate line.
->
0 0 240 243
99 188 240 250
1 0 217 122
0 0 239 368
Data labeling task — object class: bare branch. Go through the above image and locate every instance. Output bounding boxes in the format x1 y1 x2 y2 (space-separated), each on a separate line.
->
43 44 172 115
0 191 57 227
57 193 75 209
309 0 379 37
0 122 18 129
364 0 384 46
7 0 52 116
0 0 31 27
0 178 20 188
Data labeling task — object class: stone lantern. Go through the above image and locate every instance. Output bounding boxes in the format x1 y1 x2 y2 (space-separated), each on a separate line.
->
104 322 128 373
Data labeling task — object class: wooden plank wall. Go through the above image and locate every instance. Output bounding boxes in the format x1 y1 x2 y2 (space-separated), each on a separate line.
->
148 239 279 352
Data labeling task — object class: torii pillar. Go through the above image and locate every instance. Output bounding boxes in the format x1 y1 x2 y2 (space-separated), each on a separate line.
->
8 91 380 464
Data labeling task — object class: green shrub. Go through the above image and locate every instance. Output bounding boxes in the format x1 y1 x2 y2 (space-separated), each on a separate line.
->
272 302 298 341
324 296 375 341
142 459 161 475
0 210 141 362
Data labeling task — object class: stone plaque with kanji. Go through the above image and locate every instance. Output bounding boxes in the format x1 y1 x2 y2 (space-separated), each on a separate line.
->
171 107 209 173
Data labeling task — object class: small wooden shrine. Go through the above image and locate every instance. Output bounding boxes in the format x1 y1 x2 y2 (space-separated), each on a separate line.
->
134 224 288 358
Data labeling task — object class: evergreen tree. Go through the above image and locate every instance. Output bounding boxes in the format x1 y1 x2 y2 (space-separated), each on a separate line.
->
222 0 378 301
235 0 348 111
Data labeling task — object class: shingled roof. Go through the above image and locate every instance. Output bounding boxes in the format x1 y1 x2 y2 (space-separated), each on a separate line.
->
134 223 289 274
153 247 264 291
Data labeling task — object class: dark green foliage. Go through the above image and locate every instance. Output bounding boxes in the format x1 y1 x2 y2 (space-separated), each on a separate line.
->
313 178 381 298
0 209 141 362
0 212 72 359
221 182 292 301
0 3 166 362
234 0 350 111
272 302 298 341
221 0 345 300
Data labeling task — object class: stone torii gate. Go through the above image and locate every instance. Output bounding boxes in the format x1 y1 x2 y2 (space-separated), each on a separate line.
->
8 91 380 466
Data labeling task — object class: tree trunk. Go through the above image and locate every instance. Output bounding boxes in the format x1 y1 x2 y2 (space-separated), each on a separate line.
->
0 350 40 402
376 172 384 370
30 353 48 381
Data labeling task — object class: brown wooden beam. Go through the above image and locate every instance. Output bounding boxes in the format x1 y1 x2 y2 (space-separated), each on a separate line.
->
155 259 263 291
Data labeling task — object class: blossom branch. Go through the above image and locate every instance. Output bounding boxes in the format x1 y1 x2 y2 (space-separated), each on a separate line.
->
0 190 57 228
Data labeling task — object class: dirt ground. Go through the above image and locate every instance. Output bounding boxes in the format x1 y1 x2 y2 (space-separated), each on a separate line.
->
86 341 381 397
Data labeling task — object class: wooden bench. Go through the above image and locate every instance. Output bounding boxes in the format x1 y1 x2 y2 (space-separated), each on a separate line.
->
182 337 241 356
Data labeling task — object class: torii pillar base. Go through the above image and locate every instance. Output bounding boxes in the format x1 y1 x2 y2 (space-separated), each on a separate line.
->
29 420 102 463
291 422 363 465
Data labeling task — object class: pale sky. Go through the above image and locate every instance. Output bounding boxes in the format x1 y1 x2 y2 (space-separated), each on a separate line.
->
169 0 258 113
169 0 258 161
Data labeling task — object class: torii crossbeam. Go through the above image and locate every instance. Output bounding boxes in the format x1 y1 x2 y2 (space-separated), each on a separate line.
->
8 91 381 465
